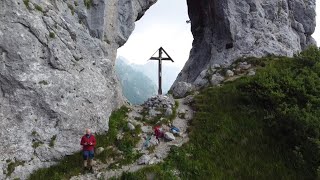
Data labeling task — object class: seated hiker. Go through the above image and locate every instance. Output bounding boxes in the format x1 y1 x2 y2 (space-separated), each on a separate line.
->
153 124 164 143
80 128 96 173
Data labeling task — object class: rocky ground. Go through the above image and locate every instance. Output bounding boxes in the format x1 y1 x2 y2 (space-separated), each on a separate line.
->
70 96 193 180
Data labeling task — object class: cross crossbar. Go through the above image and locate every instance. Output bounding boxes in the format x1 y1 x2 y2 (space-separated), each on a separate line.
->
148 47 174 95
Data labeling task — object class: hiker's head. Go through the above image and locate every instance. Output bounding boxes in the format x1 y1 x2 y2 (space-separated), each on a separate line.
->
85 128 91 135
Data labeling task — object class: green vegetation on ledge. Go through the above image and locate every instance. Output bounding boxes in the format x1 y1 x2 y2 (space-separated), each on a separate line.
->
118 46 320 179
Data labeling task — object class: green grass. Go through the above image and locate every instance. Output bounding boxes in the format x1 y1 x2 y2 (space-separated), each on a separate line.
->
116 46 320 179
34 4 43 12
95 106 142 167
49 135 57 147
28 151 83 180
67 3 75 15
23 0 29 8
28 106 141 180
31 131 38 136
83 0 92 9
7 161 25 177
32 141 43 149
49 32 55 38
38 80 48 85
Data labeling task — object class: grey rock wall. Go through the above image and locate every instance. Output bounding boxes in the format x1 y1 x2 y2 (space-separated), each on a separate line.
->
0 0 156 179
172 0 316 91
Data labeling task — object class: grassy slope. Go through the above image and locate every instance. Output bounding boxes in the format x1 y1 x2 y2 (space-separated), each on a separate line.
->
119 47 320 179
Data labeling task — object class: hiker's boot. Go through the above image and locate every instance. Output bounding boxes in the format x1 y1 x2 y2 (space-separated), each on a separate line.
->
88 159 94 173
89 166 94 173
83 160 88 172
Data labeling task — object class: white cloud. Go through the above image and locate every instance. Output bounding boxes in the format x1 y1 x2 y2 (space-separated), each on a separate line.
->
313 1 320 45
117 0 192 68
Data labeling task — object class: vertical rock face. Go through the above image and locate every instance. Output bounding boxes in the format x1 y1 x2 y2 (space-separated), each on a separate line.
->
172 0 316 90
0 0 156 178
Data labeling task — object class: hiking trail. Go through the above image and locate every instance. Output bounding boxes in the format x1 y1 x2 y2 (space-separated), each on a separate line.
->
70 97 193 180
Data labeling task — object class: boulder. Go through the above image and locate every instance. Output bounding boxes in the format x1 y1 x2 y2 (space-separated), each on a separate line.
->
155 153 162 159
247 69 256 76
148 157 158 165
165 108 173 117
164 132 175 141
210 74 225 86
194 76 209 88
171 82 194 98
183 95 195 105
117 133 124 140
141 126 153 134
211 64 221 69
149 136 159 146
95 147 105 155
137 155 151 165
199 69 208 78
127 123 135 131
226 70 234 77
238 62 252 70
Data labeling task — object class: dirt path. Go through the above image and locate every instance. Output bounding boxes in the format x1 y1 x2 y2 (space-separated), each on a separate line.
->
70 98 193 180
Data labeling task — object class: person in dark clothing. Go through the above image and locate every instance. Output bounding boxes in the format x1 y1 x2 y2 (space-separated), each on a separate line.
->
80 128 96 172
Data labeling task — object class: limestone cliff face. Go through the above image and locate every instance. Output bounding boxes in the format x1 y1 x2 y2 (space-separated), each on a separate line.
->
0 0 156 178
172 0 316 91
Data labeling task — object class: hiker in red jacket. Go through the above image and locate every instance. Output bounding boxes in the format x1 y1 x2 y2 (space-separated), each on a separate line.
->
154 125 164 143
80 128 96 172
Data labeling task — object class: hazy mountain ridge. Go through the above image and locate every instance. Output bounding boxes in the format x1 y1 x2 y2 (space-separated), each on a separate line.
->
116 57 157 104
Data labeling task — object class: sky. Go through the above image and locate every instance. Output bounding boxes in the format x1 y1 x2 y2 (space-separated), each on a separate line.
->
117 0 192 68
118 0 320 68
314 1 320 45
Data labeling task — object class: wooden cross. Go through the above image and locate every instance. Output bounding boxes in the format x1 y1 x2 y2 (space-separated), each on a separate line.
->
149 47 174 95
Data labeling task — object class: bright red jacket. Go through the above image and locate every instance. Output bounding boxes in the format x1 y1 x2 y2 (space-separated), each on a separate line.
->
154 126 164 138
80 134 96 151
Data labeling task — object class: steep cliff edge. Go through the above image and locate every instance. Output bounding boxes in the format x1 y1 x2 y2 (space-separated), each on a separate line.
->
172 0 316 95
0 0 156 178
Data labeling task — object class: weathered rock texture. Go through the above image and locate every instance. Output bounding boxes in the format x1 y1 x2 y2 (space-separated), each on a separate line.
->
0 0 156 178
172 0 316 92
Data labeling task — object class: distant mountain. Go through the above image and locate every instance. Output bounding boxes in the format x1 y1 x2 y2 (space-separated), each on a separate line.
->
115 57 157 104
130 60 181 94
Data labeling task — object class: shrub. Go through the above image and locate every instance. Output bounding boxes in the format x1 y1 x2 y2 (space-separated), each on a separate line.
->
67 3 75 15
23 0 29 8
83 0 92 9
39 80 48 85
32 141 43 148
238 46 320 178
7 161 25 177
49 32 55 38
34 4 43 12
49 135 57 147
